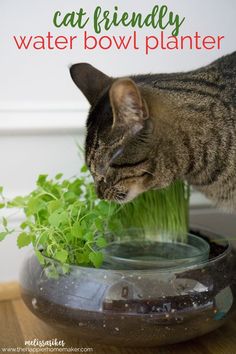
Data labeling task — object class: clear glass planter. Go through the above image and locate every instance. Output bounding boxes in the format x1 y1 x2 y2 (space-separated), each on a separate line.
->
19 228 236 347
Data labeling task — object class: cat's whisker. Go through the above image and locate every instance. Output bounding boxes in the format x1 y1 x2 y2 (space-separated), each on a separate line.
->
114 191 128 202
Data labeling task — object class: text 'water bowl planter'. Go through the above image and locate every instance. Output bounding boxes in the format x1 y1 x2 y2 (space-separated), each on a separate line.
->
20 228 236 347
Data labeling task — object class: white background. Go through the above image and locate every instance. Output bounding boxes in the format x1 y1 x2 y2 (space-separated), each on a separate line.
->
0 0 235 281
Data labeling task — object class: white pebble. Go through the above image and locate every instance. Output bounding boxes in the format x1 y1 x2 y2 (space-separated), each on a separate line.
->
32 298 38 309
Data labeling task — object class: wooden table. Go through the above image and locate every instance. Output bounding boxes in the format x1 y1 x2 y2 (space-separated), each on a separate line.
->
1 282 236 354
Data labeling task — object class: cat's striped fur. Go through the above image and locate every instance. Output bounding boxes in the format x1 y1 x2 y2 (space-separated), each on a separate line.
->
70 52 236 210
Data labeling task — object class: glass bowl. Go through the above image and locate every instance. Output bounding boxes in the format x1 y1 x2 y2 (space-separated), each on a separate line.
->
19 228 236 347
102 233 210 270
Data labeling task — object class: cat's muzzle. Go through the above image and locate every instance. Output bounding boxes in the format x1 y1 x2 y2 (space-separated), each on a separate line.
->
96 180 128 202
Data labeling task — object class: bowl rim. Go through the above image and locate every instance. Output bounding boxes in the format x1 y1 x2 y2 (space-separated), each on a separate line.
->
102 233 210 268
39 227 232 274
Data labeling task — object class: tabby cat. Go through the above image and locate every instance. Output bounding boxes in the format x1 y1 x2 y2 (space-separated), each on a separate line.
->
70 52 236 211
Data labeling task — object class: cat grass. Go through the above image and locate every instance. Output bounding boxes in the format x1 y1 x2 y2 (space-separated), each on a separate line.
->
112 180 190 243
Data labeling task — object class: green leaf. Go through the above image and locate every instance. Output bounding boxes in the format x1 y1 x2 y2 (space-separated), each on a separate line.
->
95 218 104 232
108 219 123 232
54 249 68 263
8 196 26 208
83 232 94 242
0 232 8 241
89 252 103 268
76 253 87 264
36 174 48 187
26 197 46 216
2 217 7 228
0 186 3 194
20 221 29 230
0 203 5 209
96 237 107 248
69 180 82 196
62 263 70 274
17 232 32 248
64 191 76 202
81 165 88 173
35 250 45 265
30 234 36 246
61 180 70 188
55 173 63 180
37 231 48 247
48 210 68 227
47 200 63 214
71 221 82 238
97 201 110 214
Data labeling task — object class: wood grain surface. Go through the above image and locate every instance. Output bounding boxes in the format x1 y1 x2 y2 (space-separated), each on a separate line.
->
1 282 236 354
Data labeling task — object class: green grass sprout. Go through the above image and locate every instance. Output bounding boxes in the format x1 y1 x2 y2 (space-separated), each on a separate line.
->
113 181 190 243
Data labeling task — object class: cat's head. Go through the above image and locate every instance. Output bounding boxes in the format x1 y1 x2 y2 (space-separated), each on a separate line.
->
70 63 156 203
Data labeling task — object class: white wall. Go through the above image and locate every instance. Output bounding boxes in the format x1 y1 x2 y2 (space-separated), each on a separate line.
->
0 0 235 282
0 133 84 198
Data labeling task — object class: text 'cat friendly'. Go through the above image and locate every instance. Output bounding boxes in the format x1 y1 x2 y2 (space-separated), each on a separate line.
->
53 5 185 36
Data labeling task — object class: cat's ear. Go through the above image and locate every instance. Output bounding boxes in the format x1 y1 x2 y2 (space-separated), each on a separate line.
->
109 78 149 133
70 63 112 105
